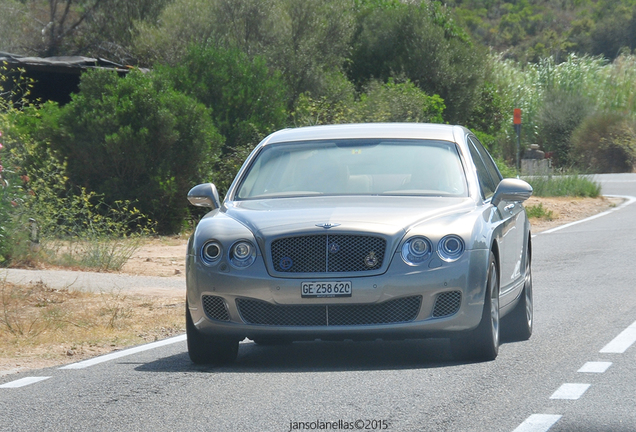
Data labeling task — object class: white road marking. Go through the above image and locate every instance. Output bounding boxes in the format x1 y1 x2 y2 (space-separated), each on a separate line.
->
60 334 187 369
578 361 612 373
550 383 591 400
512 414 562 432
0 376 51 388
600 320 636 353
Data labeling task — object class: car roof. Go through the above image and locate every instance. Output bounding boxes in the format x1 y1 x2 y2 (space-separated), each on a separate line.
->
262 123 467 145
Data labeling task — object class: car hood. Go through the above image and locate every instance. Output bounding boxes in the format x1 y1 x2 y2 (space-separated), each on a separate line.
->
222 196 475 238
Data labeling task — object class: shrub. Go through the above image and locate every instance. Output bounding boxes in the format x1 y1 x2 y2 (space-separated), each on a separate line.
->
525 203 554 220
537 90 591 167
292 78 445 126
0 127 25 264
353 79 445 124
348 1 485 124
290 71 358 127
1 65 35 264
35 69 222 233
524 174 601 198
3 125 155 269
570 112 636 173
158 44 288 151
494 157 518 179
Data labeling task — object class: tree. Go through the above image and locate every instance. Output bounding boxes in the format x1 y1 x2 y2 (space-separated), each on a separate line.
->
38 69 223 233
133 0 355 105
0 0 170 61
159 44 288 152
348 1 486 124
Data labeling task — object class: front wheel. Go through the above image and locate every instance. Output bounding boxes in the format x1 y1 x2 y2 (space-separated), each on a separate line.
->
451 252 500 361
186 301 239 365
502 253 533 341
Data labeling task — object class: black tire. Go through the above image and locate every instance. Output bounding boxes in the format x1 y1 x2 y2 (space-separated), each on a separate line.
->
502 253 533 341
186 301 239 365
451 252 500 361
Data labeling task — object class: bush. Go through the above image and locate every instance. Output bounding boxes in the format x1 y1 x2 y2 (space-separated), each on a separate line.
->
159 44 288 151
353 79 445 124
292 77 445 126
524 174 601 198
537 90 591 167
0 126 26 264
290 71 358 127
570 112 636 173
35 69 222 233
348 1 485 124
2 120 155 269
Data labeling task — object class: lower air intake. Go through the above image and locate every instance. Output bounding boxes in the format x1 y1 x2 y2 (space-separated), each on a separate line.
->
202 295 231 321
236 296 422 327
432 291 462 317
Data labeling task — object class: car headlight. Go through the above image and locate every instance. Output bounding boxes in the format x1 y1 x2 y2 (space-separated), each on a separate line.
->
401 236 433 265
230 240 257 268
437 235 465 262
201 240 222 265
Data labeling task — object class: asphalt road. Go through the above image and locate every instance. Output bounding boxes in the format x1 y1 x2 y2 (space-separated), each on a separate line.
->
1 174 635 432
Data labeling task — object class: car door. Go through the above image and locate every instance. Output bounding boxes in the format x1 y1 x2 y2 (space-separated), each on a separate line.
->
467 136 524 305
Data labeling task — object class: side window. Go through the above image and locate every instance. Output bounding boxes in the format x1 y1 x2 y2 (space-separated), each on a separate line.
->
467 137 497 199
470 136 502 184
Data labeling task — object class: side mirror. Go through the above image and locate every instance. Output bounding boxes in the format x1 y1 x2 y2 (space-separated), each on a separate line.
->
491 178 533 207
187 183 221 209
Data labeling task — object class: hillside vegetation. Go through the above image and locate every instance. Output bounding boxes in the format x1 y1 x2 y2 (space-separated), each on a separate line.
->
1 0 635 263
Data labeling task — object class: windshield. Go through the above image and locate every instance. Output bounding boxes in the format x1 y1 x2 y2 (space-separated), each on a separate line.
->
235 139 468 200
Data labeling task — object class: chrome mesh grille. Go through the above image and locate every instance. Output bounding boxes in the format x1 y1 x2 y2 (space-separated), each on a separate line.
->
271 234 386 273
236 296 421 327
202 295 231 321
432 291 462 317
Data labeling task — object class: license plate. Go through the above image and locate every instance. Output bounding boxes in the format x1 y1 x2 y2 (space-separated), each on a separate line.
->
301 281 352 298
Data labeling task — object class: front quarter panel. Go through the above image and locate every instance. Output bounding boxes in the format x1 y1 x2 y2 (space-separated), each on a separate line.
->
186 210 265 316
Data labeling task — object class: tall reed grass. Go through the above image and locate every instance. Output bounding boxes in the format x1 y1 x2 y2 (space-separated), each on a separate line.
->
491 54 636 147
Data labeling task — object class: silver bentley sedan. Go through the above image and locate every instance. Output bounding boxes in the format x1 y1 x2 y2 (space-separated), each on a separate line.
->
185 123 533 364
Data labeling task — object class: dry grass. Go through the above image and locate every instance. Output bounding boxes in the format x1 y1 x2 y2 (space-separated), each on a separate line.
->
0 278 184 373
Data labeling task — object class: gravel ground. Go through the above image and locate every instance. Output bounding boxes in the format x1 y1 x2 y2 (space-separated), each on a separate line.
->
0 267 185 296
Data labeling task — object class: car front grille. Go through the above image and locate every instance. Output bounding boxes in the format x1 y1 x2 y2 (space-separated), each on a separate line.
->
271 234 386 273
432 291 462 317
202 295 231 321
236 296 422 327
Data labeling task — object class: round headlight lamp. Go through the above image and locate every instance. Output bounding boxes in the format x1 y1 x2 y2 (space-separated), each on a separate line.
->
401 236 433 266
201 240 222 265
437 235 465 262
230 240 257 268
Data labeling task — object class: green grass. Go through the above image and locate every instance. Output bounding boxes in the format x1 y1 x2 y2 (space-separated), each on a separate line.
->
523 174 601 198
525 202 554 220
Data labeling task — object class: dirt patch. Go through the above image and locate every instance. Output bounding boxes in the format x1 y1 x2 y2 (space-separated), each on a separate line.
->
525 196 622 233
120 236 187 278
0 280 184 374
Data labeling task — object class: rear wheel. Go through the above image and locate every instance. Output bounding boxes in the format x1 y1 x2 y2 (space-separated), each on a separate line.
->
186 301 239 365
451 252 500 361
502 253 533 341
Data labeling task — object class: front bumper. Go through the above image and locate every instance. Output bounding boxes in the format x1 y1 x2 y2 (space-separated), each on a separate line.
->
186 249 490 341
